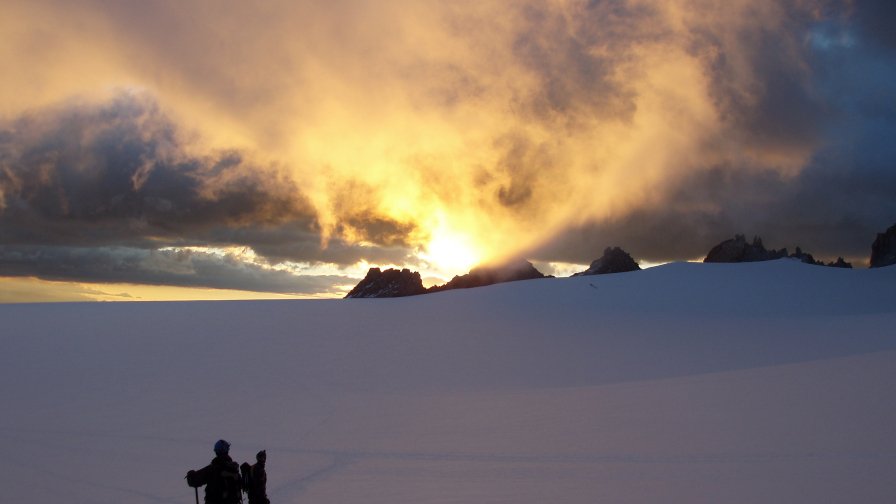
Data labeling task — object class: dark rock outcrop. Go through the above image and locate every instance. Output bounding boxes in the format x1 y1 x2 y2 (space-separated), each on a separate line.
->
828 257 853 269
345 259 550 298
345 268 427 298
790 246 822 266
429 259 548 292
870 223 896 268
704 235 787 263
573 247 640 276
790 247 852 268
704 235 851 268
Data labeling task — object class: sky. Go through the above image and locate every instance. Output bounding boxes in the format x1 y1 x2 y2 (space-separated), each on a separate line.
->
1 0 895 301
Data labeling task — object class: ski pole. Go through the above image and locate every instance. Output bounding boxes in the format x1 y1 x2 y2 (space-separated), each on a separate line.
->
194 486 199 504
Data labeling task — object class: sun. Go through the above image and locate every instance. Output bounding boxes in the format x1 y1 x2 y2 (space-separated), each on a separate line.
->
423 229 480 276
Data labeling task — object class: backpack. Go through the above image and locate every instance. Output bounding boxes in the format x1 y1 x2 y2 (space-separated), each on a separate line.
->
217 462 242 504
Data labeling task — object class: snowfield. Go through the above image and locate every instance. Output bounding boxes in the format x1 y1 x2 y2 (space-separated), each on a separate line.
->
1 259 895 503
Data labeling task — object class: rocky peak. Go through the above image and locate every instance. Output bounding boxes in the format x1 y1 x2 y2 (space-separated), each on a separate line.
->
429 259 548 292
344 267 427 298
870 223 896 268
704 235 852 268
345 259 550 298
573 247 641 276
704 234 788 263
828 257 853 269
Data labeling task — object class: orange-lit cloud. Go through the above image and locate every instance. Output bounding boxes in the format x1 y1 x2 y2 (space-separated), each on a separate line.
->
2 0 895 298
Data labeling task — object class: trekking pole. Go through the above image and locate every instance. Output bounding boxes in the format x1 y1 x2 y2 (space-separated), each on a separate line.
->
194 486 199 504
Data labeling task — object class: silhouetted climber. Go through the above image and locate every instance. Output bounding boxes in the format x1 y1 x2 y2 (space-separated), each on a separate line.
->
241 450 270 504
186 439 242 504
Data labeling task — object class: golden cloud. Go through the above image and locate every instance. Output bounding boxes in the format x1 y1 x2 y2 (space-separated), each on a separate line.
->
2 0 838 275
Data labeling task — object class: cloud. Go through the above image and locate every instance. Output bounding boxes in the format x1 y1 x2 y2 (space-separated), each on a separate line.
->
0 245 349 294
527 1 896 266
1 0 893 293
0 92 419 259
0 276 116 303
0 92 314 241
852 0 896 50
533 117 896 266
0 91 423 290
534 161 896 266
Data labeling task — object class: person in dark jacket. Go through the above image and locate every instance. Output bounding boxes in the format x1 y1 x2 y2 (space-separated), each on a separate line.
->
246 450 269 504
186 439 242 504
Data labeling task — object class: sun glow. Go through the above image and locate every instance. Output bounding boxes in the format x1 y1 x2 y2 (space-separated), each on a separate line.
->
423 227 481 277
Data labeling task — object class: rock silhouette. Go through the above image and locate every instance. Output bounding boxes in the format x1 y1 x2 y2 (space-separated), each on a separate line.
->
870 223 896 268
429 259 548 293
348 229 877 299
345 268 427 298
704 235 851 268
346 259 549 298
573 247 640 276
704 235 787 263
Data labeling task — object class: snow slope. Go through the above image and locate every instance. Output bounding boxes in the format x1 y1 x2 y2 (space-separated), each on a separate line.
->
1 259 894 503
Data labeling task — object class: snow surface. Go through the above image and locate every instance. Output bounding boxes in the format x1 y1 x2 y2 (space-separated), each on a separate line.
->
1 259 895 503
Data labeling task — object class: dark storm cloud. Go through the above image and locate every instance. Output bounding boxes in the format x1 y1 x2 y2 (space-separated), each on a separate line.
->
0 92 417 290
535 138 896 266
0 92 315 245
0 245 349 294
215 225 415 267
690 3 829 157
537 161 896 265
327 180 418 247
853 0 896 50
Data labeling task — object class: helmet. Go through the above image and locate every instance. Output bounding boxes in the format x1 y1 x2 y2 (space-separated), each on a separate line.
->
214 439 230 456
